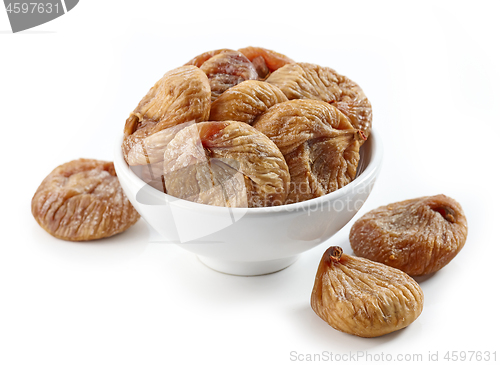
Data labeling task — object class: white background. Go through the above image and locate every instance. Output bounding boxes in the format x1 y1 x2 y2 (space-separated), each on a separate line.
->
1 1 499 364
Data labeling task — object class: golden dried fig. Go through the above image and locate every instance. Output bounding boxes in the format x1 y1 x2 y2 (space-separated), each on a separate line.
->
253 99 365 203
122 65 211 164
160 121 290 208
266 62 372 138
350 195 468 276
209 80 288 125
311 246 424 338
31 159 141 241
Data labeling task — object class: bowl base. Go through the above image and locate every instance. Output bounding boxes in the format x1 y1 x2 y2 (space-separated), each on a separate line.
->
197 255 299 276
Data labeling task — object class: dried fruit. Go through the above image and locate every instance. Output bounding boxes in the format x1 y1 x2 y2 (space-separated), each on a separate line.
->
184 48 234 68
160 121 290 207
253 99 364 203
350 195 468 276
31 159 141 241
311 246 424 338
124 121 188 166
266 62 372 138
238 46 294 79
199 51 259 101
209 80 288 125
249 55 270 80
122 65 211 164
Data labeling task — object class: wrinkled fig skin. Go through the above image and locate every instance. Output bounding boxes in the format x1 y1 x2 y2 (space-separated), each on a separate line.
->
162 121 290 208
350 195 468 276
266 62 372 138
31 159 141 241
184 48 235 68
311 246 424 338
198 51 259 101
209 80 288 125
238 46 294 77
253 99 364 203
122 65 211 165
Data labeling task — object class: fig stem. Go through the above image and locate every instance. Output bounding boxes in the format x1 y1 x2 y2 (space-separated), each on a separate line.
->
329 246 343 263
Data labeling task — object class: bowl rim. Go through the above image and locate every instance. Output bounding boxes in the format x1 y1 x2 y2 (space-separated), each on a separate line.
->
115 128 383 215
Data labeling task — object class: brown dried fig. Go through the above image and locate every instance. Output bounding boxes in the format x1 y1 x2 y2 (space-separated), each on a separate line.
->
160 121 290 208
266 62 372 138
122 65 211 165
198 51 258 101
209 80 288 125
124 121 188 166
350 195 468 276
238 46 294 79
311 246 424 338
31 159 140 241
253 99 364 203
184 48 235 68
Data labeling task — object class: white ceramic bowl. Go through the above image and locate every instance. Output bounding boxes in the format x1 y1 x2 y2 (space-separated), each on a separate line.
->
115 129 382 276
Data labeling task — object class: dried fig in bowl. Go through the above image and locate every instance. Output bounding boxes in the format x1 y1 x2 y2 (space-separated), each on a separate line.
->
237 46 294 79
209 80 288 125
122 65 211 165
311 246 424 338
160 121 291 208
266 62 372 138
253 99 365 204
350 195 468 276
184 48 235 68
197 50 258 101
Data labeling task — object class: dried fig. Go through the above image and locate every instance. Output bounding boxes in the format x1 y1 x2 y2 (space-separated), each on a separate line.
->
31 159 140 241
124 121 188 166
238 46 294 79
311 246 424 338
266 62 372 138
253 99 365 203
249 55 270 80
184 48 235 68
350 195 468 276
199 51 259 101
122 65 211 164
209 80 288 125
161 121 290 208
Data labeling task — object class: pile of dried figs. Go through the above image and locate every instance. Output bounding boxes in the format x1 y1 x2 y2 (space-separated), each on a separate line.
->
30 46 374 239
311 194 468 337
121 46 372 207
30 46 469 341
